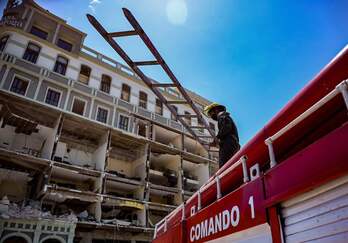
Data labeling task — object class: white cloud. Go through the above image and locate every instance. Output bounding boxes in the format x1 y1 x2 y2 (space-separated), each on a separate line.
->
88 4 96 13
88 0 101 13
90 0 101 4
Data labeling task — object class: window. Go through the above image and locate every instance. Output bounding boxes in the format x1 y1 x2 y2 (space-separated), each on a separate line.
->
78 65 91 85
72 98 85 116
96 107 108 124
10 76 29 95
155 99 163 115
100 74 111 93
118 115 129 131
23 43 40 63
0 35 9 52
30 26 48 40
57 38 72 52
138 123 146 137
139 91 147 109
171 106 178 121
45 88 61 107
121 84 131 102
184 111 191 125
54 56 68 75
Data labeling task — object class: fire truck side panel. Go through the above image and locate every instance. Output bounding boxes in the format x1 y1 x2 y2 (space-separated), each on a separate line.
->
185 178 267 243
280 174 348 242
206 224 272 243
264 121 348 205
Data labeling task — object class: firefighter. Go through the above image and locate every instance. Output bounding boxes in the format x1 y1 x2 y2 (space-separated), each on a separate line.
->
204 103 240 168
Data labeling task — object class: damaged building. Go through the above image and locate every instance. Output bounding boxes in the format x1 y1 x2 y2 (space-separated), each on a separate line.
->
0 0 219 242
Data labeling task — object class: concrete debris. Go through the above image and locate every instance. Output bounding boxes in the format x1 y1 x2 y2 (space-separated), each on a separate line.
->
102 218 132 226
77 210 88 220
0 200 77 222
57 212 78 222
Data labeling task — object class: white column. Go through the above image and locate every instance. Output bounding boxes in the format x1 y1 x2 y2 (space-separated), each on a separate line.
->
34 77 43 100
64 88 72 110
89 98 95 119
52 23 61 44
0 66 10 89
24 8 34 31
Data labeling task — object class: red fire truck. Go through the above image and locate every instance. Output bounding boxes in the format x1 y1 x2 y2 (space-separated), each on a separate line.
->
87 8 348 242
152 45 348 243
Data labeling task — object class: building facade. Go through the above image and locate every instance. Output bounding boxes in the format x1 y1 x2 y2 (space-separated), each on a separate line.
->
0 1 219 242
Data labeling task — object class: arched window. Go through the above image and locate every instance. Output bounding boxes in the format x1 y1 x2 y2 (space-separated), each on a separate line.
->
23 42 41 63
100 74 111 93
42 239 61 243
3 236 28 243
121 83 131 102
54 56 69 75
78 64 91 84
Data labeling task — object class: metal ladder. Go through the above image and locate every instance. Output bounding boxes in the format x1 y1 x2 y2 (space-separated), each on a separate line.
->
87 8 217 148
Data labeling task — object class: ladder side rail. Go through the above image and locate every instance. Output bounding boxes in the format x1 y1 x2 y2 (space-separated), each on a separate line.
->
122 8 217 140
87 14 209 146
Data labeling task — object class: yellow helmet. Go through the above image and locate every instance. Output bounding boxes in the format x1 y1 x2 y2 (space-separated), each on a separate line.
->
204 103 225 116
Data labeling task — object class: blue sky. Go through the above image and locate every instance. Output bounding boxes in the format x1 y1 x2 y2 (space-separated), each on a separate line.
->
2 0 348 145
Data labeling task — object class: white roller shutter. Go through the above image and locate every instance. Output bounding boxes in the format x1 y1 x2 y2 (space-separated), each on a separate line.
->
281 174 348 243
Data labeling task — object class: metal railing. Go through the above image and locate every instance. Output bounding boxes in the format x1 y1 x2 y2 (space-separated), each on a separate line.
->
265 80 348 168
153 155 250 238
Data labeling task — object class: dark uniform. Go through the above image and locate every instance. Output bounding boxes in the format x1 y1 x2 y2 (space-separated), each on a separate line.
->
216 111 240 167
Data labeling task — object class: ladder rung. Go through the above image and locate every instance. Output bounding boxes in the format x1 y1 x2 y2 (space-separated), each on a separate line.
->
108 30 138 37
151 83 176 88
134 60 159 66
166 100 188 105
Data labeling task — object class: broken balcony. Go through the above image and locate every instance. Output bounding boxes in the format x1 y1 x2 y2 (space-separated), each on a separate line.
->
101 200 146 227
0 167 31 203
152 125 181 150
104 178 143 201
149 153 180 189
106 131 147 182
147 204 176 227
183 136 209 158
148 186 180 207
53 115 109 171
182 159 209 195
0 103 61 160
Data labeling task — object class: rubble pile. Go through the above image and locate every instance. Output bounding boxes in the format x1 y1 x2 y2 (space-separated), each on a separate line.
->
0 196 77 222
